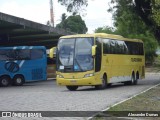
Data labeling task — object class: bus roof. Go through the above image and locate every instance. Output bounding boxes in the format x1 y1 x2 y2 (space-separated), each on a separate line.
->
0 46 46 50
60 33 143 43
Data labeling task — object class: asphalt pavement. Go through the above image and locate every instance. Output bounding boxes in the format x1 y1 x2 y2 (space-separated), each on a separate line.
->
0 73 160 120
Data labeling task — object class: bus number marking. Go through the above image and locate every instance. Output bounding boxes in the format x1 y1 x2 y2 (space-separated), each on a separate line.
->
70 80 76 83
131 58 142 62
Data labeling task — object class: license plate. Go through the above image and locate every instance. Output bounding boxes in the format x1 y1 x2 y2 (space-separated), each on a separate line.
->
70 80 76 83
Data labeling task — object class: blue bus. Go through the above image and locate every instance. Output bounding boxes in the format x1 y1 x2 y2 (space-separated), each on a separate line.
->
0 46 47 87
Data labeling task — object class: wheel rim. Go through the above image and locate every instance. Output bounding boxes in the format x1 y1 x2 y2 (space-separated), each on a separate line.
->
16 78 22 84
2 78 8 85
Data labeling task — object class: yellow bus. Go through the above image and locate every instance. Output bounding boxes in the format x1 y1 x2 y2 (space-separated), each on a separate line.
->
50 33 145 91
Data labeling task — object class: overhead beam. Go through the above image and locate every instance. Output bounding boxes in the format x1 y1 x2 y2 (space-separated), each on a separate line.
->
0 38 58 45
0 29 48 36
0 12 74 35
9 34 60 41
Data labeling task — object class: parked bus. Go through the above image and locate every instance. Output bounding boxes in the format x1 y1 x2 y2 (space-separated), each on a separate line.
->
0 46 47 87
50 33 145 91
47 47 56 78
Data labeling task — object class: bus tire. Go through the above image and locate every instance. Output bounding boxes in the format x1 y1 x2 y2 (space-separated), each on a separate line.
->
12 75 25 86
133 73 139 85
0 76 11 87
95 75 107 90
66 86 78 91
124 73 135 85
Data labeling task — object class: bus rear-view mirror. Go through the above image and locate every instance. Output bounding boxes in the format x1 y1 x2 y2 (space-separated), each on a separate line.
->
49 47 56 58
92 45 97 56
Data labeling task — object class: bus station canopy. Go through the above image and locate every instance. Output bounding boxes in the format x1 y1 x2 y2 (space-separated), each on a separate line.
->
0 12 74 49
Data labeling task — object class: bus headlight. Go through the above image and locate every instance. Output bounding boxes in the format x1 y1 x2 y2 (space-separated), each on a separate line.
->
84 73 94 78
57 74 64 78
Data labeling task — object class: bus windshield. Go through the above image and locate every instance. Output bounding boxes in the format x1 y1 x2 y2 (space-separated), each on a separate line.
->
57 37 94 72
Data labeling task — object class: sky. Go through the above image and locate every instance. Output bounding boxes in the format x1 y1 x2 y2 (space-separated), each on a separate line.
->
0 0 113 33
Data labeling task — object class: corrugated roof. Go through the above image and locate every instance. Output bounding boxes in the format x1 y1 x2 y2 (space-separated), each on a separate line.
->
0 12 74 49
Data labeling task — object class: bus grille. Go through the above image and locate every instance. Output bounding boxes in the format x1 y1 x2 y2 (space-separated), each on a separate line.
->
32 68 43 80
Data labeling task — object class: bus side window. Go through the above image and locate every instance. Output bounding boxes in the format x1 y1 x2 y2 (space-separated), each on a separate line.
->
117 40 125 54
95 37 102 72
132 43 138 55
123 42 129 54
125 41 133 54
31 49 43 60
115 41 119 54
103 39 110 54
16 49 30 60
139 43 144 55
125 41 142 55
110 40 116 54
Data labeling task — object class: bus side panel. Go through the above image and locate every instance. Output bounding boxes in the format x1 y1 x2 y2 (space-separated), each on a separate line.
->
101 54 112 83
0 46 47 83
18 59 47 82
0 61 14 78
101 54 145 83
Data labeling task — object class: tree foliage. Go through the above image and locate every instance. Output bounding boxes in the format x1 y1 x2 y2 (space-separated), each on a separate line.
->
152 0 160 26
56 13 88 34
107 0 159 63
58 0 160 42
94 0 158 63
94 26 115 34
58 0 88 13
109 0 160 42
58 0 159 63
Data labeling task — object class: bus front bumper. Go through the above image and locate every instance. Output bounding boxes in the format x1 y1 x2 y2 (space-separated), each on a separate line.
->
57 76 99 86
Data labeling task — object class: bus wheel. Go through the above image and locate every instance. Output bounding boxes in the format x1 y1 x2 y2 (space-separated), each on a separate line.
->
13 75 25 86
0 76 11 87
66 86 78 91
95 75 107 90
124 74 135 85
133 73 139 85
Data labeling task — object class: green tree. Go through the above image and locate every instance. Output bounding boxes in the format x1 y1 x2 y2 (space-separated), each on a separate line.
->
56 14 88 34
109 0 158 63
108 0 149 37
94 0 158 63
152 0 160 26
58 0 88 13
56 13 67 29
94 26 115 34
58 0 159 63
58 0 160 42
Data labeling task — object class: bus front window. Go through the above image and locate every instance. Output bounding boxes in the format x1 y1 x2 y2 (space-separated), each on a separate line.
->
57 37 94 72
58 39 75 66
75 38 93 71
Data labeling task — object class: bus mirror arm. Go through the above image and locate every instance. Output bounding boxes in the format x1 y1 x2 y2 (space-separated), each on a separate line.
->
49 47 56 58
92 45 97 56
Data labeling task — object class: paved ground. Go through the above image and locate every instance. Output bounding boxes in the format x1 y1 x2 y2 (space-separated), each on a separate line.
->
0 73 160 120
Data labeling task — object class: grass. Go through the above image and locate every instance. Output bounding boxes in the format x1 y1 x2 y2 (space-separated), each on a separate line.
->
91 85 160 120
108 85 160 111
